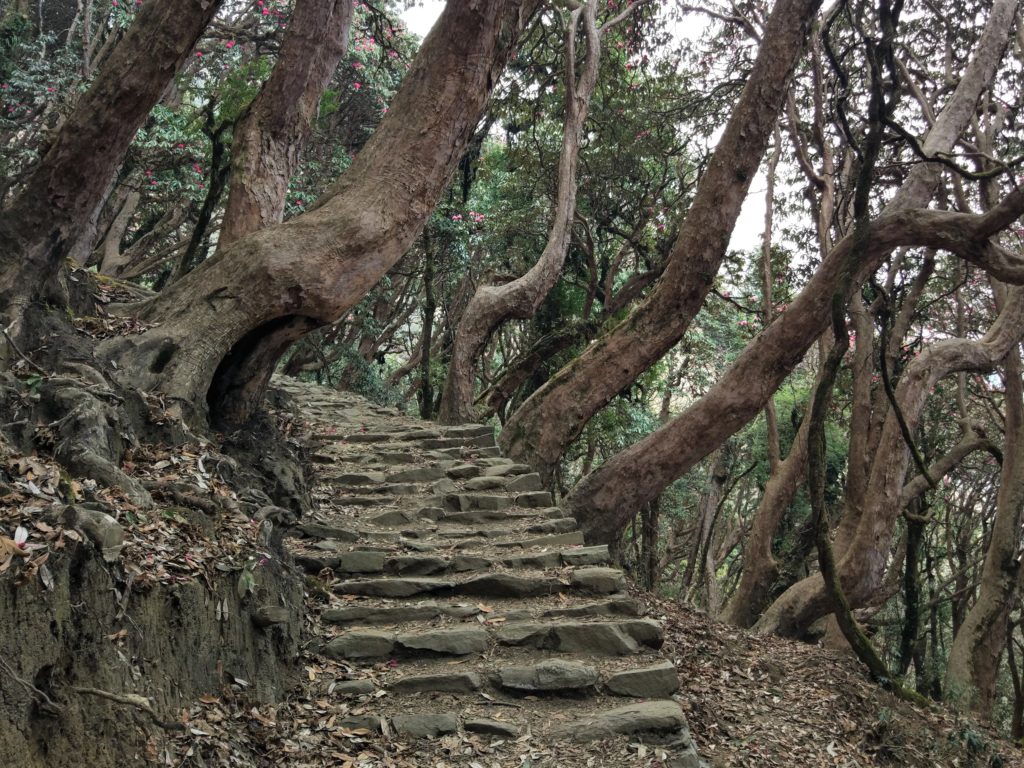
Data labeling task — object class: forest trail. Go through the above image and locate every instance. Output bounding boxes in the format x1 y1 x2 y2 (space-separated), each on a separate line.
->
274 376 704 767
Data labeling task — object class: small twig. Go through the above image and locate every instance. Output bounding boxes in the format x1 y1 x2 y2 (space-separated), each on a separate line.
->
0 652 64 714
477 696 522 709
72 686 185 731
1 325 49 376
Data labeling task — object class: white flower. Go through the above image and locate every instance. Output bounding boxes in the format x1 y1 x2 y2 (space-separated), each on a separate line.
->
13 526 28 549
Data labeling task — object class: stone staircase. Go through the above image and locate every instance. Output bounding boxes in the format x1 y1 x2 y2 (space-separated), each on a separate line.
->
274 377 703 767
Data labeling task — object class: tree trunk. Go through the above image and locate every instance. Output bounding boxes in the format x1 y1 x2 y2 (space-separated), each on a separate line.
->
437 1 602 424
218 0 353 249
419 234 436 420
721 412 811 627
1008 624 1024 740
95 188 141 273
898 501 926 677
682 448 729 593
944 339 1024 717
498 0 823 479
0 0 223 329
558 0 1019 545
95 1 538 427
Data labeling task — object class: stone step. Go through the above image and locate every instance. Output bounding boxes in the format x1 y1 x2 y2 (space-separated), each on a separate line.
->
305 544 611 577
320 626 490 660
332 472 387 486
525 517 578 534
383 658 677 700
480 463 533 477
496 659 598 693
320 595 638 626
462 475 506 491
553 700 690 744
496 530 585 548
384 466 448 483
320 618 662 661
432 445 503 459
447 463 483 479
604 661 680 698
321 701 697 761
418 434 496 450
294 514 585 553
332 567 624 599
440 424 495 439
437 507 552 525
436 490 554 511
442 493 513 512
494 618 663 655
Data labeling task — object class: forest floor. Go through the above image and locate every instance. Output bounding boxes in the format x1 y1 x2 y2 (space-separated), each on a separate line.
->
1 375 1019 768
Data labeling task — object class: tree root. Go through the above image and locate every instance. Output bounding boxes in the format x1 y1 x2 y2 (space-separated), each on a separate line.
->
142 479 221 515
72 686 185 731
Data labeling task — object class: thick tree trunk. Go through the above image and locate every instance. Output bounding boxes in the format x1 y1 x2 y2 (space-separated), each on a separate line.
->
944 340 1024 717
499 0 823 479
97 1 538 427
0 0 223 328
755 287 1024 637
218 0 352 248
559 0 1019 545
437 1 601 424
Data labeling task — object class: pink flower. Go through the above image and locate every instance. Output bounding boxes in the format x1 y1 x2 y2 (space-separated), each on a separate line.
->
226 40 236 48
195 51 203 57
353 82 361 90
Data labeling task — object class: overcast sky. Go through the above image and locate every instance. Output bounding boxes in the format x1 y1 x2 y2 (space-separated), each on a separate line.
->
397 2 766 253
400 2 445 38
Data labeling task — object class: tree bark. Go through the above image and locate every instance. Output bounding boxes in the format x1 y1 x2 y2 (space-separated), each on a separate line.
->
97 1 539 427
498 0 823 478
419 234 436 420
721 411 811 627
0 0 223 329
96 188 141 273
558 0 1019 545
944 335 1024 717
437 0 602 424
218 0 353 248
